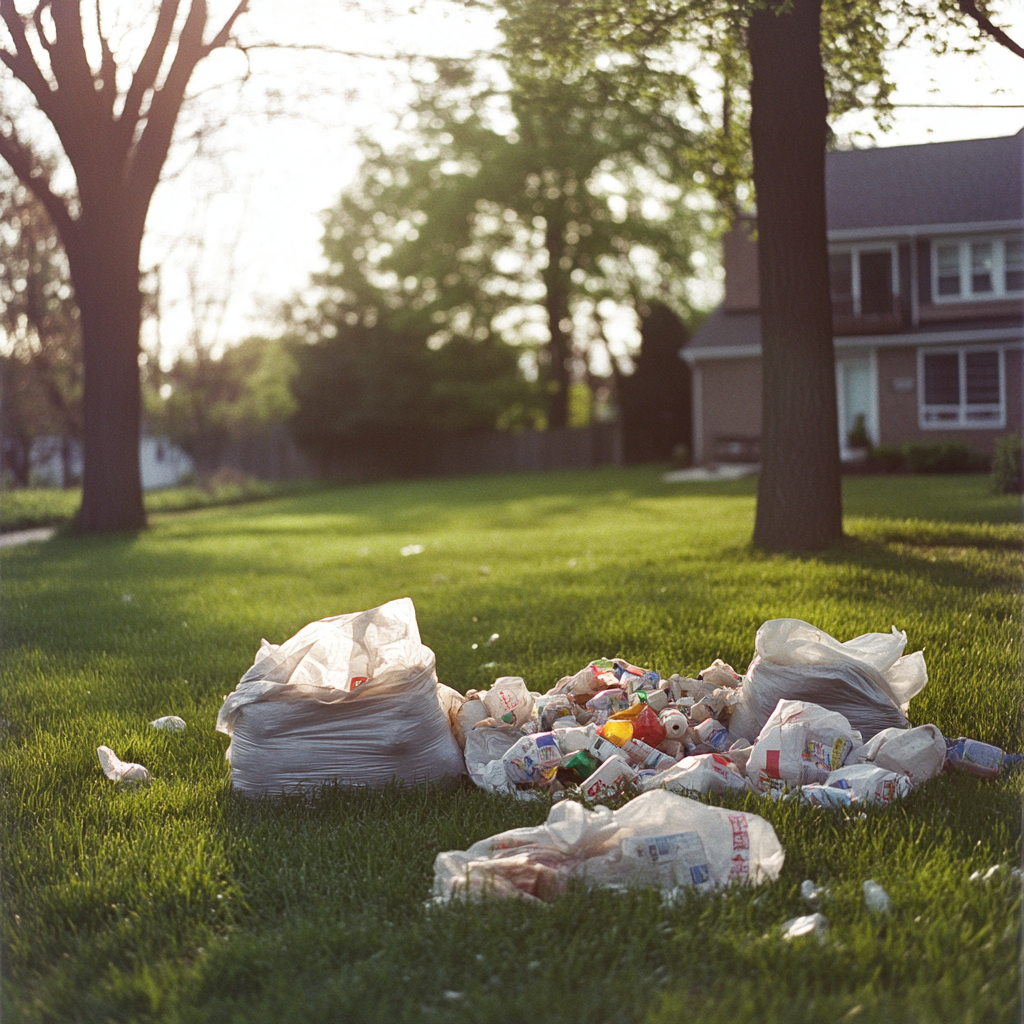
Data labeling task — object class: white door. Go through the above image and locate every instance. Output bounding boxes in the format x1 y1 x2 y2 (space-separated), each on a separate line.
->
836 355 877 457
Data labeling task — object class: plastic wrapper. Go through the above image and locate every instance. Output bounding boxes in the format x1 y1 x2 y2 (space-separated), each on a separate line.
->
431 790 785 902
824 763 911 804
464 724 523 788
644 753 749 796
854 724 945 783
501 732 564 785
731 620 927 742
579 754 638 799
97 746 150 784
746 699 860 792
481 677 534 728
216 598 466 794
150 716 186 732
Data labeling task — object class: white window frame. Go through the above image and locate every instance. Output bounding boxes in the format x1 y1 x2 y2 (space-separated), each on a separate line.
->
829 243 900 316
930 235 1024 303
917 345 1006 429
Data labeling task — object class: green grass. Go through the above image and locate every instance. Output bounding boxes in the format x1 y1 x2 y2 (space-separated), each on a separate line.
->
1 468 1020 1024
0 481 319 533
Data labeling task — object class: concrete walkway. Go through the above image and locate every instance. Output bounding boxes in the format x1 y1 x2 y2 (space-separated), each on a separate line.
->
0 527 57 548
662 463 759 483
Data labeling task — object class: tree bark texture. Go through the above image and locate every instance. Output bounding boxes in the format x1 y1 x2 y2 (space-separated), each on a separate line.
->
748 0 843 550
71 221 145 531
543 219 572 430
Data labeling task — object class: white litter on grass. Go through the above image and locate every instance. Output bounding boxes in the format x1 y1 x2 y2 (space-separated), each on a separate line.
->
400 544 425 556
479 565 491 576
97 746 150 784
863 879 892 913
781 913 828 942
121 594 132 603
150 716 186 732
969 864 1003 883
801 879 826 904
487 633 499 645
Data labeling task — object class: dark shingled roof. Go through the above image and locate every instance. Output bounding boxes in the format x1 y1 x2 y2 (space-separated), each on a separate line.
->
826 130 1023 230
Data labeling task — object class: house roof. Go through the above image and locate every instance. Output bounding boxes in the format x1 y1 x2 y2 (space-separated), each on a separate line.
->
683 309 1024 361
826 130 1023 231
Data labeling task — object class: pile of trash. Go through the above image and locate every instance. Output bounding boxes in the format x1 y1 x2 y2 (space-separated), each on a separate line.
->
195 599 1020 901
458 617 1019 810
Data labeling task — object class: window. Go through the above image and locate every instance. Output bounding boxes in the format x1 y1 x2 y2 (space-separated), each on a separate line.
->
1006 240 1024 292
919 347 1005 428
829 245 897 316
931 236 1024 301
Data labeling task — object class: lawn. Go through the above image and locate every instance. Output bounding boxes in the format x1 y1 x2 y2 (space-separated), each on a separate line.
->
1 467 1020 1024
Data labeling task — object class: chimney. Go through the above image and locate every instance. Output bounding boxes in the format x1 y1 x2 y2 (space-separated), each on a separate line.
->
722 216 759 312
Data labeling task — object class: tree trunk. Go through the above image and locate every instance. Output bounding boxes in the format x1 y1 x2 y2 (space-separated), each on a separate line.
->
70 221 146 532
748 0 843 551
543 219 572 430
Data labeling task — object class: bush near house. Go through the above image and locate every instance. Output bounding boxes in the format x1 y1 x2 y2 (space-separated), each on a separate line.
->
868 440 989 475
991 435 1023 495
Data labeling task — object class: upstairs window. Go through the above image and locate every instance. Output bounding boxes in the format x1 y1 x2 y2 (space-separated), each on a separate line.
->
919 347 1004 428
829 245 897 316
931 236 1024 302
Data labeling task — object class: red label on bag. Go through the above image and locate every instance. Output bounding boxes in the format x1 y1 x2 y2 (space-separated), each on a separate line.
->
765 749 781 778
350 677 367 689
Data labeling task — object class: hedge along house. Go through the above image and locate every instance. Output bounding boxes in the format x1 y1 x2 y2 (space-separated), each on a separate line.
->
681 130 1024 465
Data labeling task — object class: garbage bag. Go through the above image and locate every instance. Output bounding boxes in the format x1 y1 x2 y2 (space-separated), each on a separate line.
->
431 789 784 902
216 598 466 794
854 724 945 783
732 620 927 742
643 753 749 797
746 699 860 791
824 763 912 805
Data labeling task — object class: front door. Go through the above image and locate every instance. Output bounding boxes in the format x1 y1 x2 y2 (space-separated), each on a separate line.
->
836 355 877 459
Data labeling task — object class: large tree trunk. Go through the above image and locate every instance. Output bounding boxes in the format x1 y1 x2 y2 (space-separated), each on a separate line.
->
70 221 146 532
748 0 843 551
543 219 572 430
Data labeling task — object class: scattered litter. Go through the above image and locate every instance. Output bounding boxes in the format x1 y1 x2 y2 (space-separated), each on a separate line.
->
863 879 892 914
781 913 828 942
431 790 785 902
945 737 1022 777
150 716 186 732
121 594 132 603
215 599 465 794
487 633 500 645
400 544 425 556
969 864 1003 883
97 746 150 784
801 879 825 904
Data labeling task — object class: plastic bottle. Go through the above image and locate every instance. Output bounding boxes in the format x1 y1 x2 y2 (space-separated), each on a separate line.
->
600 719 634 747
944 737 1012 778
632 706 667 748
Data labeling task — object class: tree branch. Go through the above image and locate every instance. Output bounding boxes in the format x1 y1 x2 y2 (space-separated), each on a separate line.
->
118 0 181 152
0 126 76 249
94 0 118 117
202 0 248 56
958 0 1024 58
0 0 57 118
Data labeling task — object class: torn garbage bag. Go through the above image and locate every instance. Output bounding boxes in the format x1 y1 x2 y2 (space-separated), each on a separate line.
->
431 789 784 903
731 619 928 742
216 598 466 794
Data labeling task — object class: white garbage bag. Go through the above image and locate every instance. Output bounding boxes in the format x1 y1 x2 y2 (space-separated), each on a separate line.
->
431 789 784 903
216 598 466 794
643 753 749 796
481 677 534 728
746 699 860 791
733 619 928 742
853 724 945 784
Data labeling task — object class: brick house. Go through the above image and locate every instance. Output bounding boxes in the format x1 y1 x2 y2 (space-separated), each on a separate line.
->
681 130 1024 464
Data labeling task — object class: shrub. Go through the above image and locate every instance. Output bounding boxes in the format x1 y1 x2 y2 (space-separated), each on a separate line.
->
870 443 906 472
991 435 1023 494
903 440 985 474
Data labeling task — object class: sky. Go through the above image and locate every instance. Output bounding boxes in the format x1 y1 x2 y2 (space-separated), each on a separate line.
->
132 1 1024 361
